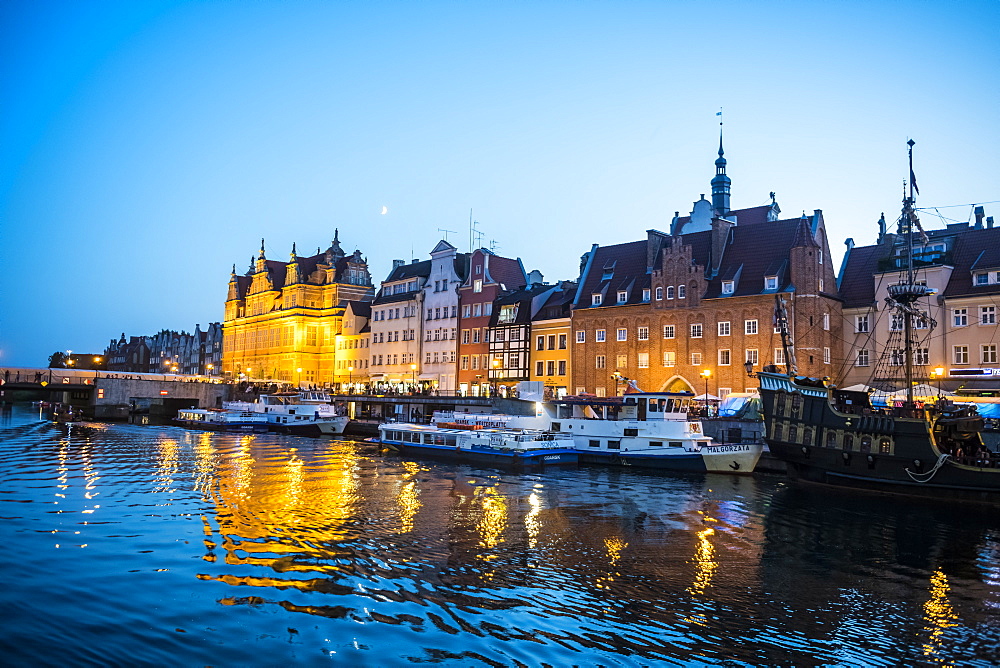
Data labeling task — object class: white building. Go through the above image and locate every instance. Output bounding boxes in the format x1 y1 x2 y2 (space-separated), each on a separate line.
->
420 240 470 393
369 258 431 389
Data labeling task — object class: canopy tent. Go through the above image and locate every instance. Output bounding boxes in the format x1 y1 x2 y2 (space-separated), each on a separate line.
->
692 393 719 401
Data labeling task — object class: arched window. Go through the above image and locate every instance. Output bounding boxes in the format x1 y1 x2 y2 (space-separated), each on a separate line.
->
826 431 838 448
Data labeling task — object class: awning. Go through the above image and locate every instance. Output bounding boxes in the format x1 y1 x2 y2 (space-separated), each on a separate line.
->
418 374 437 380
368 374 385 380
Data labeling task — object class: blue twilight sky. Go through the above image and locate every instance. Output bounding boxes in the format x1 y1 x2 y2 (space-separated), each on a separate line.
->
2 0 998 366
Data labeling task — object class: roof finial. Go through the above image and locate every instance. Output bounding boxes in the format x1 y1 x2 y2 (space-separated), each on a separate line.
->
711 108 731 215
290 242 297 260
259 238 266 259
717 107 724 156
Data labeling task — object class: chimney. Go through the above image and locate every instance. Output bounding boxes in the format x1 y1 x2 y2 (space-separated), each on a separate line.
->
392 259 405 269
975 206 985 229
988 216 995 229
527 269 544 286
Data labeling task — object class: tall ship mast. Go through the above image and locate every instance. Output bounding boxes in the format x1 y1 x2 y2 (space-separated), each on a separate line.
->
758 141 998 502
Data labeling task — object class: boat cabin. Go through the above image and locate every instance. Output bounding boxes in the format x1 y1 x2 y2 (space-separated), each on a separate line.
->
548 392 697 422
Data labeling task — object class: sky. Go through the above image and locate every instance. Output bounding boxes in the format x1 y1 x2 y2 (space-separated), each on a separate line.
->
2 0 998 366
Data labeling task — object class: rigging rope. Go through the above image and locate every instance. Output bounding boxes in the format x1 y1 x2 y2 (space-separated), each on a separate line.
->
905 453 950 483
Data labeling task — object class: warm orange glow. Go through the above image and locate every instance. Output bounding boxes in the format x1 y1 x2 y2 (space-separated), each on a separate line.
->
700 369 711 378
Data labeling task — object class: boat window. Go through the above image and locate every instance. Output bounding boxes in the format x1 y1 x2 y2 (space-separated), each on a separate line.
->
405 431 421 443
552 422 561 431
879 438 892 454
771 423 782 441
607 440 621 450
788 425 798 443
775 392 786 417
443 434 457 446
434 434 446 445
650 441 663 447
791 393 803 418
668 441 683 448
843 433 854 451
589 440 601 448
826 431 838 448
860 435 872 453
624 428 638 437
625 398 636 405
648 399 659 412
803 428 813 446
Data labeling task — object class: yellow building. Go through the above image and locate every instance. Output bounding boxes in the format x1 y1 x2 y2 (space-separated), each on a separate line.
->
528 282 576 398
223 234 374 385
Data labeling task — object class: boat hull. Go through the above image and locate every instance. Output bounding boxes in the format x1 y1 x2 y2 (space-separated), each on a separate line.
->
577 442 762 473
269 417 349 437
174 419 268 434
383 441 578 468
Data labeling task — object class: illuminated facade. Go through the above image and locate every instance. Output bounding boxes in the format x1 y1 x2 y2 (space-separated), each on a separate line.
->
222 233 374 384
369 258 431 388
527 281 576 398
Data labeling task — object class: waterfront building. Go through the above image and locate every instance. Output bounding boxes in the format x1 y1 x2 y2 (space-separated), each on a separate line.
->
334 301 371 392
369 258 431 390
838 207 1000 394
527 281 577 398
222 233 374 385
105 335 151 373
457 248 527 396
420 240 470 394
105 323 222 376
570 140 841 397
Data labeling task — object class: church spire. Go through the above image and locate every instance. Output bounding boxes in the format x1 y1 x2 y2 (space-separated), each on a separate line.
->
711 116 731 215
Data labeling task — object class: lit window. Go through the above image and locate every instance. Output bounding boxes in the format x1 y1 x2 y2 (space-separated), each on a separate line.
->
638 353 649 368
663 351 676 367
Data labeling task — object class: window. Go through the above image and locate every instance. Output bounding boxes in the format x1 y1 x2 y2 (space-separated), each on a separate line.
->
666 286 675 300
765 276 778 290
823 313 830 330
473 279 483 292
426 352 432 364
655 286 663 300
547 335 556 350
913 347 929 365
558 360 566 375
819 278 824 292
954 345 969 364
461 355 469 370
890 349 904 366
663 351 676 367
473 303 482 317
595 387 606 397
718 321 730 336
678 285 686 299
558 334 567 349
823 347 831 364
721 280 734 294
954 308 968 327
536 335 544 351
638 353 649 368
890 313 904 331
596 355 606 369
596 329 606 342
637 326 649 340
981 306 996 325
498 304 517 323
617 328 627 341
855 315 869 333
472 329 481 343
616 355 627 368
617 291 628 304
745 319 758 335
982 344 998 364
719 349 731 365
642 288 650 302
461 329 470 344
663 325 675 339
592 293 603 306
690 352 702 365
576 330 585 343
547 361 556 376
775 348 786 365
976 272 990 285
745 349 758 365
690 324 703 338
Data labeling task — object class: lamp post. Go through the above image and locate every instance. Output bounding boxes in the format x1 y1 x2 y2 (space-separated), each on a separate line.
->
744 360 754 377
491 358 500 397
700 369 712 416
410 363 417 391
348 365 354 395
933 366 945 400
296 367 302 388
206 363 213 377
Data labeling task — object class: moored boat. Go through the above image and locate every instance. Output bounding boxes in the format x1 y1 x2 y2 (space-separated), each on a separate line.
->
759 140 1000 502
175 408 269 433
224 391 349 436
377 422 578 468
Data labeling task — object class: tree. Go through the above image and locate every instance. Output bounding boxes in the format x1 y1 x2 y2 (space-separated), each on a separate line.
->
48 352 67 368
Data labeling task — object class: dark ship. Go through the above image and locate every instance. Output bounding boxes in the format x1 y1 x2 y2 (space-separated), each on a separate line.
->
757 141 1000 502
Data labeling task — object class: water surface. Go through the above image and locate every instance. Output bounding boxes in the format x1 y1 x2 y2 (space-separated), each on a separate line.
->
1 405 998 666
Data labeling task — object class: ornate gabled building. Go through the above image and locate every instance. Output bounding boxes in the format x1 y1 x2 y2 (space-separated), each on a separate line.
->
420 240 470 393
838 207 1000 394
222 231 374 384
570 139 841 398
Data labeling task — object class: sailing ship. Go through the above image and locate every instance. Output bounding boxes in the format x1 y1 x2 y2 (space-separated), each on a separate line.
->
757 140 1000 501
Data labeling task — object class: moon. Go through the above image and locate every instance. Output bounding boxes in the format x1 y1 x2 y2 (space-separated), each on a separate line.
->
380 206 388 215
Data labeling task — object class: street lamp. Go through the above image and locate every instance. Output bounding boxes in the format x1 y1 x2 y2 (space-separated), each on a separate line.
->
410 363 417 390
491 358 500 397
297 367 302 388
933 366 945 400
700 369 712 415
206 363 214 377
348 365 354 394
744 359 754 377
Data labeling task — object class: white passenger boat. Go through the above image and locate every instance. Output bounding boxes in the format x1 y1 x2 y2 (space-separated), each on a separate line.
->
377 422 578 468
175 408 269 433
224 391 349 436
434 389 762 473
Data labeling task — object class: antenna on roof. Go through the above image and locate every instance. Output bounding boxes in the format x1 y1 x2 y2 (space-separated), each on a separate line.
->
438 228 457 242
489 239 500 252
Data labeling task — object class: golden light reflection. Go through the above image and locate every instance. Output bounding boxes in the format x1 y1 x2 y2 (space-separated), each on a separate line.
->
687 526 718 596
477 488 508 551
193 433 216 499
525 490 542 550
922 569 959 663
283 451 304 512
154 438 179 494
596 536 628 589
397 480 419 533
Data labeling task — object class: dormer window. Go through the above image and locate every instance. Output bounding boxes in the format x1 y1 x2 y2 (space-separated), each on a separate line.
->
721 280 734 295
617 290 628 304
642 288 651 302
976 272 990 286
602 261 616 281
592 293 602 306
765 276 778 290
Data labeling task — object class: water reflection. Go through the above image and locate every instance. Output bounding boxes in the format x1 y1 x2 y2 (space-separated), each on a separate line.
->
923 569 959 663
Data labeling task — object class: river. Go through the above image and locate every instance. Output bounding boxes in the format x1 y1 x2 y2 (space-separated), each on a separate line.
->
1 405 998 666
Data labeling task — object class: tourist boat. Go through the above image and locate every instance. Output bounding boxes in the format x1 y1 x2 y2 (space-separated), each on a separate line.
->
175 408 269 433
376 422 578 467
432 386 763 474
224 391 349 436
758 140 999 502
